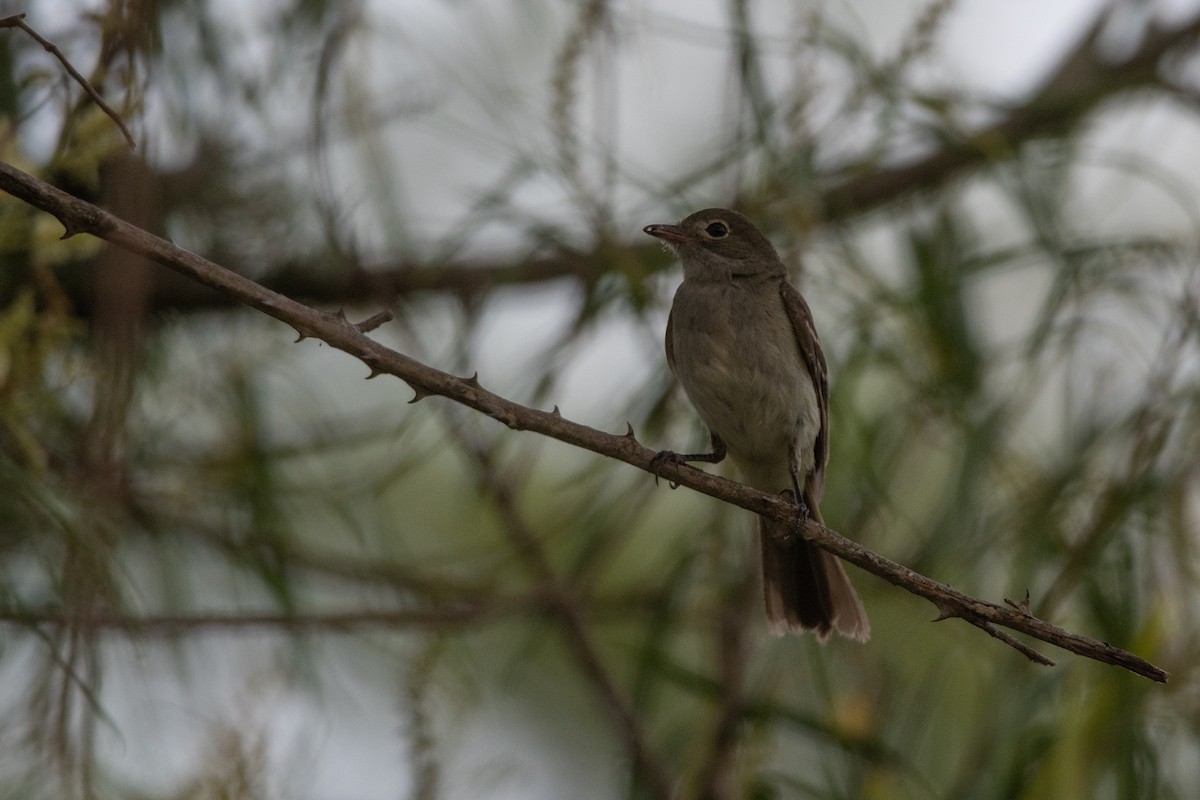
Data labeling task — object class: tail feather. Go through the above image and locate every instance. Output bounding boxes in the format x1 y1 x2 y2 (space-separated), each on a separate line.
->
760 515 870 642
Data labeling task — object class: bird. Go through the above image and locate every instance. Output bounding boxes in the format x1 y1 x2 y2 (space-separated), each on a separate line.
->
644 208 869 641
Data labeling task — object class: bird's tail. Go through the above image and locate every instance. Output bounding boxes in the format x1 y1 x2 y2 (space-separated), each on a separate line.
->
760 507 870 641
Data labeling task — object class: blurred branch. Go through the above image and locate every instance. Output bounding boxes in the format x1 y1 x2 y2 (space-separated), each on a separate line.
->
450 422 675 800
693 551 754 800
0 598 636 634
0 13 137 149
65 246 630 314
0 589 659 636
0 159 1169 683
43 4 1200 317
818 5 1200 218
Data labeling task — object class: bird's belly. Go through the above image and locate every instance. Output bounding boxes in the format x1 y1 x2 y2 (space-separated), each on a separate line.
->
672 320 818 475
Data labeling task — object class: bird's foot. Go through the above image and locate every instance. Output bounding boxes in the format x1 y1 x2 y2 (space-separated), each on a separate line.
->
650 450 688 489
780 488 811 527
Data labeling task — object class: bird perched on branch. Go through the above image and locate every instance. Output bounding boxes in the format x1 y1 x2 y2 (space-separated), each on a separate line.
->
644 208 869 641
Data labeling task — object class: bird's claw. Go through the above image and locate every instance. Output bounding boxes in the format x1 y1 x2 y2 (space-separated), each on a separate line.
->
651 450 686 489
781 488 811 523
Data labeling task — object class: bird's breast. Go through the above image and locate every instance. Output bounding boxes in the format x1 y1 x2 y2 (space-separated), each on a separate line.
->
668 280 819 478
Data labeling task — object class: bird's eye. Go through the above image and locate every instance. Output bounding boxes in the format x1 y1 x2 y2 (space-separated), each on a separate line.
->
705 221 729 238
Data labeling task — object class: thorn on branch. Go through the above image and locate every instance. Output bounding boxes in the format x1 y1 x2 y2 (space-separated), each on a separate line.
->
1005 591 1033 615
409 386 432 403
931 606 957 623
624 422 637 440
462 372 480 388
551 405 561 417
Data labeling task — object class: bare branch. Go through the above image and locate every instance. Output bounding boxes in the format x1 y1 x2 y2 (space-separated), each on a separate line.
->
0 159 1169 684
960 618 1055 667
0 13 137 150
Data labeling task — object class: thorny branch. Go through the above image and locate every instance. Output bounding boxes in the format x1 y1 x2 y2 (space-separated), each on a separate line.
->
0 159 1169 684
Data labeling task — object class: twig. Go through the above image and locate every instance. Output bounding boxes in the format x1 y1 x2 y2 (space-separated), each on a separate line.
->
960 618 1054 667
0 13 137 150
351 308 393 333
0 159 1169 683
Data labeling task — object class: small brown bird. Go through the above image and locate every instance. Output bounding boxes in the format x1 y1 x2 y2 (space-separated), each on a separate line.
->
644 208 869 641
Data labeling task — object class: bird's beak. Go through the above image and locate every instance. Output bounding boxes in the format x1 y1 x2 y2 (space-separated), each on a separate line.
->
643 223 689 245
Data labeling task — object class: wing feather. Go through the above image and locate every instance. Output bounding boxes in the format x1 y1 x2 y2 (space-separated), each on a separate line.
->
778 279 829 504
664 305 677 379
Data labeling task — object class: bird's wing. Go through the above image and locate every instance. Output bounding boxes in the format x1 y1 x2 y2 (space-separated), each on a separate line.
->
779 278 830 504
664 304 677 379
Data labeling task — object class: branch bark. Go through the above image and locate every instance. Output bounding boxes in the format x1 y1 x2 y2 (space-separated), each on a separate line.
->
0 159 1169 683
